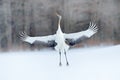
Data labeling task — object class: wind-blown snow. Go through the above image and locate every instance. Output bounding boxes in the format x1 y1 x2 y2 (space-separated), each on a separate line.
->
0 45 120 80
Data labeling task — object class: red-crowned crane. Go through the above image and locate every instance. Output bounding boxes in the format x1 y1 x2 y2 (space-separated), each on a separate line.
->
20 13 98 66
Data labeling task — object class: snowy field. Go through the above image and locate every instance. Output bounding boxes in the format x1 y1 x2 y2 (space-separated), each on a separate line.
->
0 45 120 80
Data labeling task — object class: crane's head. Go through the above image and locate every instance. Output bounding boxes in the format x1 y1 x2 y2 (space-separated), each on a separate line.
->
55 12 62 20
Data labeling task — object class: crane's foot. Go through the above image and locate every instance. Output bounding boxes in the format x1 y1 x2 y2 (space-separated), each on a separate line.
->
66 62 69 66
59 62 62 66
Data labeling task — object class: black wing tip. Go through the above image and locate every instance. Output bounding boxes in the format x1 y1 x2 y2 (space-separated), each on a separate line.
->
89 22 98 33
19 31 28 40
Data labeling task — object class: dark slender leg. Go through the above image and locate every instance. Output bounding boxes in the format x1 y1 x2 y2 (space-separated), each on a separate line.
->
59 52 62 66
64 51 69 66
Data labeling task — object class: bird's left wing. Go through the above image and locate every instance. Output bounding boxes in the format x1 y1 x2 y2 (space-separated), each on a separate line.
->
64 22 98 46
19 32 56 47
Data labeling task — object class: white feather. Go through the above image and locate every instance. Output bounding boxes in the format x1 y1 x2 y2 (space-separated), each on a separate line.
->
64 22 98 41
21 34 55 44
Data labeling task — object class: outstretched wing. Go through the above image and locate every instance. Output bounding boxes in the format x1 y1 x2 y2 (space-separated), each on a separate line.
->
19 32 57 47
64 22 98 46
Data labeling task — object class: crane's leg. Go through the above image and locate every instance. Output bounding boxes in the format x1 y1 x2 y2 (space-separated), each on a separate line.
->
64 51 69 66
59 52 62 66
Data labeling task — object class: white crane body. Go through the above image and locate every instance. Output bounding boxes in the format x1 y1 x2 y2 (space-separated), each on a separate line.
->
55 32 69 54
20 13 98 66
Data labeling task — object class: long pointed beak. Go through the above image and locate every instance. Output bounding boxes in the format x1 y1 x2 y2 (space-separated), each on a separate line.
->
55 12 62 19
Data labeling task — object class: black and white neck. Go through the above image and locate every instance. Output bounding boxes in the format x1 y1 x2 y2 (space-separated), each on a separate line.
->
56 13 62 33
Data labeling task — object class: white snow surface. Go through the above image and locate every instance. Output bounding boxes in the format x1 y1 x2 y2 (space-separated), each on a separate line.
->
0 45 120 80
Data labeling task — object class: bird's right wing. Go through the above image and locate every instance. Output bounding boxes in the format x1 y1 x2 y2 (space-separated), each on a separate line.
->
19 32 57 47
64 22 98 46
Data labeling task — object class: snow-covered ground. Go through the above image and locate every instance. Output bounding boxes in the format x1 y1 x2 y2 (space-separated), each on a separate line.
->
0 45 120 80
